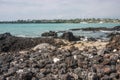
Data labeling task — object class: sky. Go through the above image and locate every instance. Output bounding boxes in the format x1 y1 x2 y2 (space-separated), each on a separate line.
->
0 0 120 21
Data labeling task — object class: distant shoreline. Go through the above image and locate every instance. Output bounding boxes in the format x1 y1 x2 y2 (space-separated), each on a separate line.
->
0 22 120 24
0 18 120 24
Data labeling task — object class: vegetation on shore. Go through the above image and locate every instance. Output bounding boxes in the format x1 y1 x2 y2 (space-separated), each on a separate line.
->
0 18 120 24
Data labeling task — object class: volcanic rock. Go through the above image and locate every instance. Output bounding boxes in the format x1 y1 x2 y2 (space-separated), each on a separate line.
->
106 33 120 51
41 31 57 38
0 33 58 52
61 32 79 41
0 32 120 80
112 26 120 31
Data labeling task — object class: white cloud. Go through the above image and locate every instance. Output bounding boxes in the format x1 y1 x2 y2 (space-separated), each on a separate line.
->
0 0 120 20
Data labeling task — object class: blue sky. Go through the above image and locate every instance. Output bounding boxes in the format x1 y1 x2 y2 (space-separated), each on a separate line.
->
0 0 120 20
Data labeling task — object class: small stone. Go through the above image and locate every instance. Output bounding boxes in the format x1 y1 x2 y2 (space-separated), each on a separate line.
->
102 75 112 80
117 59 120 63
17 71 33 80
65 74 74 80
20 58 24 62
16 69 23 74
0 76 5 80
87 72 96 80
32 77 39 80
97 48 105 55
113 49 117 52
88 54 93 58
19 51 28 54
103 66 111 74
73 55 77 60
36 73 45 78
4 67 17 77
110 73 119 79
53 57 60 63
71 73 78 79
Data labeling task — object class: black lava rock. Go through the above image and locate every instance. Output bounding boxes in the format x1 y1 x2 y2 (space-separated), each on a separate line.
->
41 31 57 38
61 32 79 41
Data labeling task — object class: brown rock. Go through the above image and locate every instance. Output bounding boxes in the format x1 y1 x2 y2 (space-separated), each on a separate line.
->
103 66 111 74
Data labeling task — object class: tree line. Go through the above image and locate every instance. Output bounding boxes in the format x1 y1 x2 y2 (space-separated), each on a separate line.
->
0 18 120 23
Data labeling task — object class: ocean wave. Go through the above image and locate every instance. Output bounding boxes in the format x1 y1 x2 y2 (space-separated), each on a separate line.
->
16 34 27 37
100 30 114 33
100 30 120 33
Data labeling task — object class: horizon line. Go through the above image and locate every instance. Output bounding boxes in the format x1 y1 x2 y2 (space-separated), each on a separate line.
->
0 18 120 22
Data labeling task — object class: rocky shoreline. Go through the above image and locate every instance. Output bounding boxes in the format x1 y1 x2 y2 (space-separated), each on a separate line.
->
69 26 120 31
0 26 120 80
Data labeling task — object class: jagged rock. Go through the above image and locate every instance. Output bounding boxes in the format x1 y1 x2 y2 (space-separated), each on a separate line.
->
106 33 120 51
110 73 119 79
87 72 99 80
70 26 120 31
0 33 57 52
0 76 5 80
61 32 79 41
88 37 97 41
112 26 120 31
65 74 75 80
81 27 109 31
36 73 45 78
4 67 17 77
32 77 39 80
107 32 120 38
103 66 111 74
0 32 12 40
16 70 33 80
41 31 57 38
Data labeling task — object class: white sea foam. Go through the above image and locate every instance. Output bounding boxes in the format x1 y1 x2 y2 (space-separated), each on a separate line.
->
16 34 26 37
100 30 113 33
100 30 120 33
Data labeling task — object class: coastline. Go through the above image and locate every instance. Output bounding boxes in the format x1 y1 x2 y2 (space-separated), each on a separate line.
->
0 29 120 80
0 26 120 79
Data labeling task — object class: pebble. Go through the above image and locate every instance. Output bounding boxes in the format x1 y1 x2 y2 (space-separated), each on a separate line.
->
113 49 117 52
53 57 60 63
16 69 24 74
73 55 77 60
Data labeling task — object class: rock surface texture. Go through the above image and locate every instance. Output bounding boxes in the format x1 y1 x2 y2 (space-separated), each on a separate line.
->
0 33 120 80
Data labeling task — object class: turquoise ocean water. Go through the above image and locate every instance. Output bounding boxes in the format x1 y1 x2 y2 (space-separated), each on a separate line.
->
0 23 120 38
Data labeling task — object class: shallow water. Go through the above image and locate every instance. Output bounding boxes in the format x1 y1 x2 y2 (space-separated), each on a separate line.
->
0 23 119 37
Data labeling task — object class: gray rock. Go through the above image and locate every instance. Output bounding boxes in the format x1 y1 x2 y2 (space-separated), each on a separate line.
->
0 76 5 80
4 67 17 77
16 70 33 80
61 32 79 41
32 77 39 80
36 73 45 78
33 43 56 51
